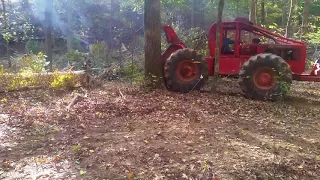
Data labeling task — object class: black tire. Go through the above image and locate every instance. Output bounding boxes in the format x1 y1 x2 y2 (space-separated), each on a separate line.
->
239 53 292 101
164 48 209 93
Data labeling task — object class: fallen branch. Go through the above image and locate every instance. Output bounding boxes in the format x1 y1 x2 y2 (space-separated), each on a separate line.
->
118 89 126 100
95 63 120 82
66 94 85 111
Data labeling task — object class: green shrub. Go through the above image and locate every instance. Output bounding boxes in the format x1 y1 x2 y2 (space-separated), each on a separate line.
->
65 50 85 69
50 70 79 90
26 40 45 54
17 52 49 73
165 26 208 55
90 43 109 67
90 43 106 56
121 63 144 85
0 63 7 74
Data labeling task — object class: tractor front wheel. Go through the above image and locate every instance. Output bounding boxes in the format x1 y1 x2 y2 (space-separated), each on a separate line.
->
239 53 292 101
164 48 208 93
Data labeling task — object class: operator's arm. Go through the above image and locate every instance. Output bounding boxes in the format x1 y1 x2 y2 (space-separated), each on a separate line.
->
223 38 234 45
229 39 235 44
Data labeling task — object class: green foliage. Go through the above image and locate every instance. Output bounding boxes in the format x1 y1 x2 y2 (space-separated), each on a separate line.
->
306 59 314 71
90 43 106 56
121 63 144 85
2 32 12 42
0 73 41 92
0 52 51 91
72 144 82 152
17 52 49 73
120 0 144 13
26 40 45 54
50 70 78 90
89 43 109 66
276 67 292 98
65 50 85 69
0 63 7 74
279 81 291 97
305 28 320 45
66 50 84 62
183 27 208 55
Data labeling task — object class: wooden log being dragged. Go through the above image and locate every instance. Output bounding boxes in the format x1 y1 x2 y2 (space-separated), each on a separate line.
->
0 71 97 92
1 70 85 78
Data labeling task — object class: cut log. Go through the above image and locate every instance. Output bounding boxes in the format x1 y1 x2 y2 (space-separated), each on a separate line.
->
0 71 95 93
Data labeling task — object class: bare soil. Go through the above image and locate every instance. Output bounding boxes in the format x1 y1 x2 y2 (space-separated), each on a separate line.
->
0 78 320 180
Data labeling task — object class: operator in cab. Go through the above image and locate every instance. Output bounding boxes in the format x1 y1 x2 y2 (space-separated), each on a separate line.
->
222 37 235 54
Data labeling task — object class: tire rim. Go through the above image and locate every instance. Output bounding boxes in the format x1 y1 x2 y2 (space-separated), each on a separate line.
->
176 60 199 82
253 67 276 90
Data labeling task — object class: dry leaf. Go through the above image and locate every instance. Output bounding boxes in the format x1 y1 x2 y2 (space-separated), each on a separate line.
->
80 170 86 175
2 160 10 168
128 173 134 180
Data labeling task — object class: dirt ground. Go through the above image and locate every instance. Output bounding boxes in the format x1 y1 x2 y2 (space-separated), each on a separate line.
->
0 78 320 180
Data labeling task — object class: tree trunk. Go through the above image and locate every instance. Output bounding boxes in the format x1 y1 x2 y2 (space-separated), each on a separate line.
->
249 0 257 24
108 0 114 50
286 0 299 38
291 0 298 36
301 0 311 38
282 0 288 28
67 0 73 52
191 0 195 28
286 0 293 37
119 39 123 70
144 0 162 86
236 0 240 16
45 0 53 71
260 0 266 25
1 0 11 68
211 0 224 92
21 0 32 21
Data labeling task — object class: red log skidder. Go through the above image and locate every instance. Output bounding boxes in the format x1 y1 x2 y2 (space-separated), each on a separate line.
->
161 17 320 101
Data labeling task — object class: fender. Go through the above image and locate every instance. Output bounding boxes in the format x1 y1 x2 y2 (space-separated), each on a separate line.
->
163 25 182 44
161 25 187 64
162 44 186 65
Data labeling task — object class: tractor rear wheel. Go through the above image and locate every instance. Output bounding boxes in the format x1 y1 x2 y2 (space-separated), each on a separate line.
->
164 48 208 93
239 53 292 101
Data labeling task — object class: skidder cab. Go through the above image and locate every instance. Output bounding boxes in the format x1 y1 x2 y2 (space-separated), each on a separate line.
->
161 17 320 101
